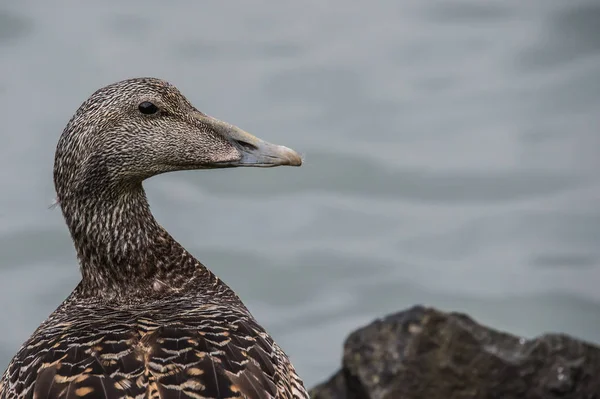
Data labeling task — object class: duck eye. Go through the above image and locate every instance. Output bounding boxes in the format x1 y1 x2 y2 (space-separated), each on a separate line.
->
138 101 159 115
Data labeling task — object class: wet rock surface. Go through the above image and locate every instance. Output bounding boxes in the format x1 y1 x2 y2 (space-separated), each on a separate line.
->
310 306 600 399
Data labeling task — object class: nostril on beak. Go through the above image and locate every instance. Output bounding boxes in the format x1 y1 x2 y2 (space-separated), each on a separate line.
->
234 140 258 151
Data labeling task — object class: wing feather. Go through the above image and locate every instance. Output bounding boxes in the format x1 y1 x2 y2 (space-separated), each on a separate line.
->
1 307 308 399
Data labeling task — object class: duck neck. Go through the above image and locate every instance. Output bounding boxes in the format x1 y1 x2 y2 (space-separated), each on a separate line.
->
58 185 234 301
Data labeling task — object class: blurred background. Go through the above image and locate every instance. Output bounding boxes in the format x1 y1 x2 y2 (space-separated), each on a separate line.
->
0 0 599 386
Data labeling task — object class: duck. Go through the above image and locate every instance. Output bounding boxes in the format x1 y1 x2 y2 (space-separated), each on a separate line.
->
0 77 308 399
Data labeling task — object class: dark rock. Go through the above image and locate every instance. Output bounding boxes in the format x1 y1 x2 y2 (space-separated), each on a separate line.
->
310 306 600 399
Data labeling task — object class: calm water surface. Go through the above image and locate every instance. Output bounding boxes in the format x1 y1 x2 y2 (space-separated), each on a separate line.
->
1 0 599 385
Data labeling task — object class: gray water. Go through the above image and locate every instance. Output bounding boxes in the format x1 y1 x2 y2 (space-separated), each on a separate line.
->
1 0 599 386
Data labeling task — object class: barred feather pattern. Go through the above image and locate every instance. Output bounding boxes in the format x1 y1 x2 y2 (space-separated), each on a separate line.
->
0 78 308 399
0 292 307 399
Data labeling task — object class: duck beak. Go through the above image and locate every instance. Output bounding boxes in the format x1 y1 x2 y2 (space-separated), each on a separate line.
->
203 115 303 167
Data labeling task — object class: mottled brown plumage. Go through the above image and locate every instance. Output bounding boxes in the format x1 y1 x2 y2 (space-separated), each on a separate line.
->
0 78 307 399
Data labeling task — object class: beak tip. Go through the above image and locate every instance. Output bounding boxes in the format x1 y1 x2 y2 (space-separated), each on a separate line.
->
283 147 303 167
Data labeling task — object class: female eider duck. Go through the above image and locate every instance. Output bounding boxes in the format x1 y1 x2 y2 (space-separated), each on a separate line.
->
0 78 308 399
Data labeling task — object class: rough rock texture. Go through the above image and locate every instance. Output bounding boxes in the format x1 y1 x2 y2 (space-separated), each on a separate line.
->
310 306 600 399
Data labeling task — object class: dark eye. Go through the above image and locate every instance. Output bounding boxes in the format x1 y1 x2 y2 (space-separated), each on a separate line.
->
138 101 159 115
